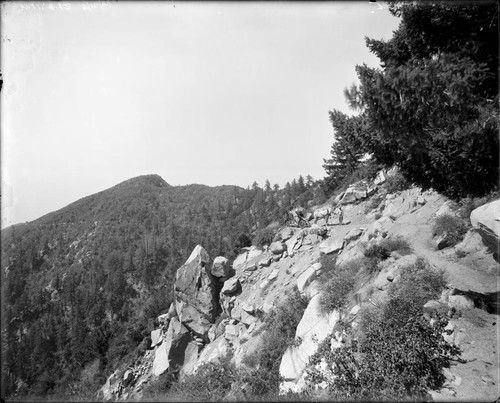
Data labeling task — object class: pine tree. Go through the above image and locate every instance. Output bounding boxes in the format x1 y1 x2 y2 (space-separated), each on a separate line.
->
353 1 499 198
323 110 367 192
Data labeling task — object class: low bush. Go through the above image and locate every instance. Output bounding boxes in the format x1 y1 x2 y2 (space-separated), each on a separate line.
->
364 243 391 261
306 257 458 401
458 190 499 222
432 214 467 247
167 357 237 401
141 370 177 400
253 226 277 247
384 171 412 193
319 258 359 313
239 287 309 399
379 236 412 256
381 258 447 327
363 236 412 268
364 193 385 213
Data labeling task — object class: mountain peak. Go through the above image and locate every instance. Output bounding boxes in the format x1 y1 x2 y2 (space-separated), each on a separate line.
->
115 174 169 189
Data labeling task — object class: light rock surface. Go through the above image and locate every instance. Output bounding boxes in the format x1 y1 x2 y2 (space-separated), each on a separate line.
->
152 317 190 376
270 241 287 255
280 294 340 391
175 245 217 336
319 238 344 255
296 263 322 293
221 277 240 295
150 329 162 347
191 336 230 374
211 256 230 277
470 200 500 258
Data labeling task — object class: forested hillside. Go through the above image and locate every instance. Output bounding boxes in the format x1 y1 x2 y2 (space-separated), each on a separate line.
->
1 174 319 398
2 1 498 401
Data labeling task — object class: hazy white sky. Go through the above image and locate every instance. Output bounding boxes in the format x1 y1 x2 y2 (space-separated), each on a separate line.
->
1 1 400 227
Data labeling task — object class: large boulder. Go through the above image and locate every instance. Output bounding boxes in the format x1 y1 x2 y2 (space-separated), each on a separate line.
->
211 256 230 277
150 329 162 347
270 241 287 255
374 169 387 185
308 224 328 237
232 246 263 269
319 238 344 255
296 263 322 293
221 277 240 295
280 294 340 392
470 200 500 260
340 186 368 205
191 336 231 374
175 300 214 336
175 245 218 336
152 317 191 376
179 342 201 378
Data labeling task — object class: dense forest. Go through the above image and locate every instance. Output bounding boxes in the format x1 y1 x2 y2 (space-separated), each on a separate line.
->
0 174 321 397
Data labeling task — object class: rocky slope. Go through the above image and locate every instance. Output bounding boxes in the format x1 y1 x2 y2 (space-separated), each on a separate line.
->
99 168 499 401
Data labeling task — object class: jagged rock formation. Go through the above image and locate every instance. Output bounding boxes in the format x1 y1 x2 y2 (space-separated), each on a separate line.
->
174 245 218 338
470 199 500 261
100 168 499 401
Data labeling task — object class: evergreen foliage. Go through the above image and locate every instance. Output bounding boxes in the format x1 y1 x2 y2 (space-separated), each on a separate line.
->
306 258 457 401
352 1 499 199
323 2 498 199
0 174 317 399
322 110 368 193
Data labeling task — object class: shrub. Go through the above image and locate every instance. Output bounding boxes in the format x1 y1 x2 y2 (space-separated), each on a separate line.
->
458 190 499 222
306 257 458 401
432 213 467 247
319 259 358 313
263 287 309 346
364 193 385 213
381 258 447 327
167 357 237 401
240 287 309 399
141 370 177 400
379 236 412 256
253 226 277 247
364 243 391 261
384 171 412 193
363 236 412 270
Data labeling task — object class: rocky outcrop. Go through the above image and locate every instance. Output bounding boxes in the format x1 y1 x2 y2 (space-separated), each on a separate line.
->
100 168 499 402
211 256 230 278
152 317 192 376
174 245 218 337
470 199 500 260
280 294 340 393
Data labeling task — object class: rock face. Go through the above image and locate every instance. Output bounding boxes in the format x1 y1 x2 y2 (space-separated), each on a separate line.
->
296 263 322 293
174 245 218 337
100 171 499 403
280 294 340 393
152 317 191 376
470 200 500 260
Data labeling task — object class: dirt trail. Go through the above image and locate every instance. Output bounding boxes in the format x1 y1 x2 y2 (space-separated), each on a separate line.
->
325 187 499 401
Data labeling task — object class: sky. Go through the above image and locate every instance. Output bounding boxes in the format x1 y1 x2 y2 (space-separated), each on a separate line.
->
1 1 400 228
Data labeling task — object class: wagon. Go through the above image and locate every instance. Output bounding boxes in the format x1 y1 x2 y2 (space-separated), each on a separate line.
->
284 209 310 228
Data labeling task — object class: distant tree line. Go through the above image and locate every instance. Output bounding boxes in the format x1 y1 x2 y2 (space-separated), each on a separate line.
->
1 174 321 399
